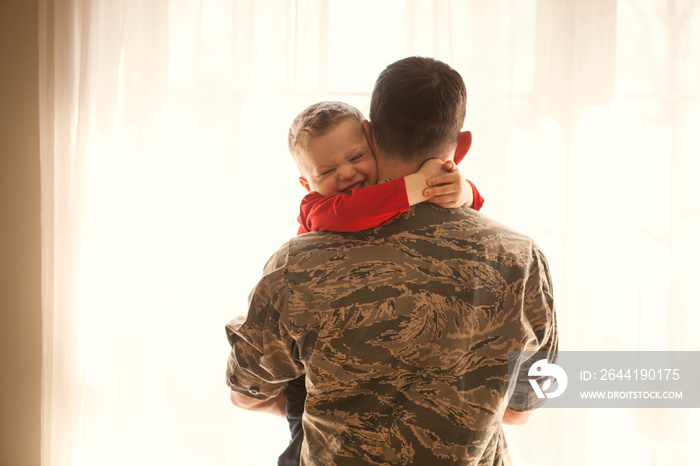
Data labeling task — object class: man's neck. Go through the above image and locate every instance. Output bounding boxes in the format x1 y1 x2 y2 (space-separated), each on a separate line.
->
375 155 419 181
374 146 456 181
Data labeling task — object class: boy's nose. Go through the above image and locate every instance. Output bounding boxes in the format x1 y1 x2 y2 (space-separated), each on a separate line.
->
338 165 354 180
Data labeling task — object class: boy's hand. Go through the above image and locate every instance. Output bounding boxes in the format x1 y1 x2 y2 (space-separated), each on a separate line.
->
424 160 474 208
415 158 449 181
404 158 448 206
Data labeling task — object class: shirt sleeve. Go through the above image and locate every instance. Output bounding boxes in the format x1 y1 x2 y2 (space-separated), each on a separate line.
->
225 244 304 400
506 243 559 412
297 178 411 233
466 179 485 211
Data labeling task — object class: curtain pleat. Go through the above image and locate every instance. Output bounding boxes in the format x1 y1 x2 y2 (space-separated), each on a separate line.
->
39 1 700 464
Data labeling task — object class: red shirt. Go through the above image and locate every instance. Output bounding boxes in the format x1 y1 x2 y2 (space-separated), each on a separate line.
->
297 178 484 235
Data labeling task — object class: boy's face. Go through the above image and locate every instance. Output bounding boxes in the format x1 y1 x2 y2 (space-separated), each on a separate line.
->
298 118 377 197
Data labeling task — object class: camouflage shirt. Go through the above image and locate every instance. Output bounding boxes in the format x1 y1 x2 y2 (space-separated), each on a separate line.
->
226 204 558 465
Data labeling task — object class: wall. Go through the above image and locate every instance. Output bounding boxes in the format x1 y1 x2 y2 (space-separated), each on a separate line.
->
0 0 43 465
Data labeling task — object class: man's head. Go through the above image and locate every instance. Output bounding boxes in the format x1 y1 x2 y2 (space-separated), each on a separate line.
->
288 101 377 196
368 56 468 171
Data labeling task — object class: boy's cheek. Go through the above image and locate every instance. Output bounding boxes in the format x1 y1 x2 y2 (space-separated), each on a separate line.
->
363 161 378 186
309 181 336 197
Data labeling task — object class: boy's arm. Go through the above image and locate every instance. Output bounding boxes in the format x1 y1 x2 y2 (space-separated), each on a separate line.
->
298 180 411 233
297 159 446 233
466 179 485 211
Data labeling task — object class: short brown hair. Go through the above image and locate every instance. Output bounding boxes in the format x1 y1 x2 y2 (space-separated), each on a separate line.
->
288 101 364 165
369 56 466 164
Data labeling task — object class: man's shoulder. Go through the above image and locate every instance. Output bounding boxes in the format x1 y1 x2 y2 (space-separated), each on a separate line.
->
272 231 349 265
435 204 543 249
289 204 535 246
285 230 356 263
402 204 536 245
282 203 545 265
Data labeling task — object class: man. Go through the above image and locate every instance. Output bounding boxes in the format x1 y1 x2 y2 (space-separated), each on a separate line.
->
226 56 558 465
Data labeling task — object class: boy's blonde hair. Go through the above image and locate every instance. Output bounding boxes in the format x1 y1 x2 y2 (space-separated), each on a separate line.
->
287 101 365 165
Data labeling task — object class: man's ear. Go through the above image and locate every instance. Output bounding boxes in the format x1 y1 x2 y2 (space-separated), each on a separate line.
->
298 177 311 193
361 120 375 154
453 131 472 165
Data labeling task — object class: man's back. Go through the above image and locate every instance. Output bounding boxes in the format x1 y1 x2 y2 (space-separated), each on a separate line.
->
270 204 557 465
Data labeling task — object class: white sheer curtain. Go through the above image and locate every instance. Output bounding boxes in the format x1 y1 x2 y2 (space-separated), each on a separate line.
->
39 0 700 465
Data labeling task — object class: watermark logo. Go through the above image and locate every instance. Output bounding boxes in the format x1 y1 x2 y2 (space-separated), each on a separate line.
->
510 351 700 408
528 359 568 399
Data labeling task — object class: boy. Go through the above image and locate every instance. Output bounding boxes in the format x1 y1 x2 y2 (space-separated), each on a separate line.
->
289 101 483 234
276 101 484 465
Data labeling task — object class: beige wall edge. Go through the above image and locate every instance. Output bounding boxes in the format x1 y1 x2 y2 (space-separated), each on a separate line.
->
0 0 43 465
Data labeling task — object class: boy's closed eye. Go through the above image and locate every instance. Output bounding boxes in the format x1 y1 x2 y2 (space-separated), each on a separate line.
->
320 154 364 176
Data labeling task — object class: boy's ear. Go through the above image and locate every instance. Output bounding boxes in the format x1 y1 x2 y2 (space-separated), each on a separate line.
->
298 176 311 192
361 120 375 154
453 131 472 165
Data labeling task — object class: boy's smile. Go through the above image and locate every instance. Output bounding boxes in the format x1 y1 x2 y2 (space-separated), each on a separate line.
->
298 118 377 197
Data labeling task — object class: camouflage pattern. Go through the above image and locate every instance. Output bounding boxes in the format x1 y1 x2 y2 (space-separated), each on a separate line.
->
226 204 558 465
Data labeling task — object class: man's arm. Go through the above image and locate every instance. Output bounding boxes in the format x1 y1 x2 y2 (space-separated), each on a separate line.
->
225 245 305 413
504 244 558 423
230 390 286 418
